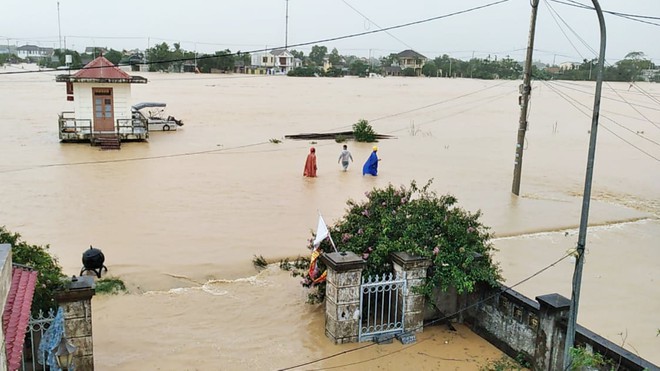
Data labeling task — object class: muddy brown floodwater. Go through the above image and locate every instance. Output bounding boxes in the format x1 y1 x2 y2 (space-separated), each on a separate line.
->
0 66 658 369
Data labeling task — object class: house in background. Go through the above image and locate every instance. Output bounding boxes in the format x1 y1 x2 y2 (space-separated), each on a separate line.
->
16 45 53 61
395 49 427 76
559 61 577 71
55 56 148 148
250 49 294 74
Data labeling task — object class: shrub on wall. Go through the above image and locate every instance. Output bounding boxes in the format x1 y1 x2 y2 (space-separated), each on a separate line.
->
0 226 66 314
301 180 501 303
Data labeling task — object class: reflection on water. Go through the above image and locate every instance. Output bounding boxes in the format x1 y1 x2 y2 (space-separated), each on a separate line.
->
0 71 658 367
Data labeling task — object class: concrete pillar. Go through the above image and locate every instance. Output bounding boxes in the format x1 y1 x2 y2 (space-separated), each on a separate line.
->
391 252 431 334
320 251 365 344
534 293 571 371
55 276 96 371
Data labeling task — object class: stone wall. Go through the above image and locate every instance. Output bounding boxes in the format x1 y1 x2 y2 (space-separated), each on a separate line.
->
457 283 657 371
55 276 96 371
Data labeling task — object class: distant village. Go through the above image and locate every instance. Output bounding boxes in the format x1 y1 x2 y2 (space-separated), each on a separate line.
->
2 42 658 82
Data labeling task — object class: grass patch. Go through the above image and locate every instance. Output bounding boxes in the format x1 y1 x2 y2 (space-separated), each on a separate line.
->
269 138 282 144
253 255 268 269
95 277 127 295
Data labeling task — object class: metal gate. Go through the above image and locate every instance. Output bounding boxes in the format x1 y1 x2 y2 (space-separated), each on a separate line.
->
358 272 406 342
20 309 56 371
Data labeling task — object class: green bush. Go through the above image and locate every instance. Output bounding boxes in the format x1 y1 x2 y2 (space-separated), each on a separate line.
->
95 277 127 295
301 181 501 303
287 66 321 77
480 356 525 371
352 119 377 143
0 226 66 314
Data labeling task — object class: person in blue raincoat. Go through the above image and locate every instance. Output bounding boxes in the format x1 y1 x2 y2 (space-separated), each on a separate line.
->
362 146 380 176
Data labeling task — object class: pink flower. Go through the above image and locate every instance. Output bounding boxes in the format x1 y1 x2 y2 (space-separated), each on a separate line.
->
367 247 373 252
400 198 407 204
362 253 370 260
361 209 370 217
358 228 364 235
433 247 440 255
342 233 352 243
467 227 475 233
381 202 387 206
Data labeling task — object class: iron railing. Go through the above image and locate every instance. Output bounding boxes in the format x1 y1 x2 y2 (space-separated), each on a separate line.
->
358 272 406 342
20 309 56 371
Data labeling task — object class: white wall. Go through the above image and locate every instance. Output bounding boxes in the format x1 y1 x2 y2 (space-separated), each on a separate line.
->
72 83 133 128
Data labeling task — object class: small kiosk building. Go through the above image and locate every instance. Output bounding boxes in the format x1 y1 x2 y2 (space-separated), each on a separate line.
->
56 56 148 147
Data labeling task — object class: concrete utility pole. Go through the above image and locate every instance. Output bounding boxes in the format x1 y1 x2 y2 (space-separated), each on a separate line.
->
285 0 289 49
57 1 62 52
563 0 606 368
511 0 540 196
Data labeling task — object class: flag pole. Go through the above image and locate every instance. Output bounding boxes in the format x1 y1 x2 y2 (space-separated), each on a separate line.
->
318 211 338 252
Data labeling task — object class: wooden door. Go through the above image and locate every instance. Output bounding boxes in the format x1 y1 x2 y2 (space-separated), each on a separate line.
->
92 88 114 132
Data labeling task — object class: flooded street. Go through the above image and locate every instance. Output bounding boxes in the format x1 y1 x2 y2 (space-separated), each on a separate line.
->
0 68 658 368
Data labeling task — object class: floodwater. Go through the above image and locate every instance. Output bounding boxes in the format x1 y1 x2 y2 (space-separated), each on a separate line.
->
0 66 658 369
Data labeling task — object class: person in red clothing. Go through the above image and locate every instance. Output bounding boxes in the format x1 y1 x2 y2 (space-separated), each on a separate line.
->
303 147 317 177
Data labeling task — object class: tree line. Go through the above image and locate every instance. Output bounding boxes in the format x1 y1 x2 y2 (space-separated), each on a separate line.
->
3 43 657 82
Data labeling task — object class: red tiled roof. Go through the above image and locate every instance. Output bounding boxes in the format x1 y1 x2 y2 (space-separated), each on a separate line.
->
73 55 132 79
2 267 38 371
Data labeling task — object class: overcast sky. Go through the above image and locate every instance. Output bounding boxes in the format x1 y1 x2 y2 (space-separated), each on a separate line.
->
1 0 659 64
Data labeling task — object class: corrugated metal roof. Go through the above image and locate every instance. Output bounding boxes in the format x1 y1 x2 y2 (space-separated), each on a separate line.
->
2 267 38 371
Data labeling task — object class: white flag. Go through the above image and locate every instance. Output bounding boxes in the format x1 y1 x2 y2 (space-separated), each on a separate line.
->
313 214 329 247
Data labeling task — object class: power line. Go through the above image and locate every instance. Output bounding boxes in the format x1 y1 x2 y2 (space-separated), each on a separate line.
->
278 252 574 370
0 0 511 76
543 81 660 162
0 81 512 173
549 0 660 26
549 80 660 112
605 81 660 130
340 0 415 51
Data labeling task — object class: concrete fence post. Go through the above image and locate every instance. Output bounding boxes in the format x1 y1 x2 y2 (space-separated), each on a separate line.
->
55 275 96 371
391 252 431 334
320 251 366 344
534 293 571 371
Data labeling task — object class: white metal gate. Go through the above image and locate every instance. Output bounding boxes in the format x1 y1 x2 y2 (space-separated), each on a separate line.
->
358 272 406 342
20 309 56 371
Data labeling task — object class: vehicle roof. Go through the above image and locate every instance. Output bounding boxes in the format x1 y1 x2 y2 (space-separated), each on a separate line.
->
132 102 167 110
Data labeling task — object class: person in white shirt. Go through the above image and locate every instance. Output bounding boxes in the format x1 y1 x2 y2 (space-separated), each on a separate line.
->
337 144 354 171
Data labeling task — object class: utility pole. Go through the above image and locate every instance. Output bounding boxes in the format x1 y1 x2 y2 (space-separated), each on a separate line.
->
563 0 606 368
511 0 539 196
285 0 289 49
57 1 62 52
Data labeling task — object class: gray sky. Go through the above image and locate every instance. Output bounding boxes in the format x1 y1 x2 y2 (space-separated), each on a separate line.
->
1 0 659 64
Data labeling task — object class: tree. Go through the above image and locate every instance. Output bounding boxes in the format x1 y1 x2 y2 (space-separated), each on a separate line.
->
308 45 327 66
328 48 342 66
302 181 501 302
349 59 368 76
290 49 304 60
422 61 438 77
380 53 398 67
147 42 173 72
0 226 66 315
104 49 123 65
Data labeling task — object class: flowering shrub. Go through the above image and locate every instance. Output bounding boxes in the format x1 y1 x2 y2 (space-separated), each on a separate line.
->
301 180 501 303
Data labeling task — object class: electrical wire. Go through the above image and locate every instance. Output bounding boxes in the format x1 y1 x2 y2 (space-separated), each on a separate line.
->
549 0 660 27
278 251 574 370
340 0 415 51
605 82 660 130
543 81 660 161
0 81 514 174
0 0 511 76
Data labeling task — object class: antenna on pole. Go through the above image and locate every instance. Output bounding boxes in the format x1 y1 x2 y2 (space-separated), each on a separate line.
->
57 1 62 52
285 0 289 49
